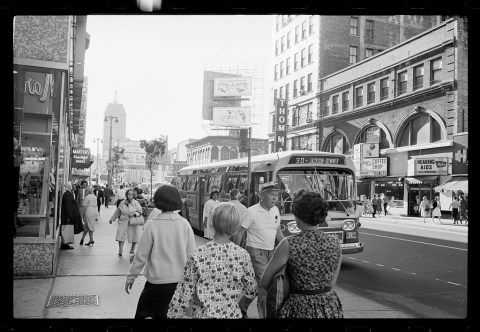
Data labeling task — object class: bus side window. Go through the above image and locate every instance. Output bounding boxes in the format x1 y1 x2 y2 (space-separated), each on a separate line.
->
239 174 247 192
204 175 211 194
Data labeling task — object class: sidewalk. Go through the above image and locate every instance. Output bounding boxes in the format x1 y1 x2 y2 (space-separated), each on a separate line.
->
13 204 424 319
359 211 469 236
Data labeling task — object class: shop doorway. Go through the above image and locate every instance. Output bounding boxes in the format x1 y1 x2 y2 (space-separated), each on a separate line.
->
408 186 432 215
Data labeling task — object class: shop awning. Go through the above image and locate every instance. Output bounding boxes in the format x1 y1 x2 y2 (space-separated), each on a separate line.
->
405 175 438 184
434 176 468 193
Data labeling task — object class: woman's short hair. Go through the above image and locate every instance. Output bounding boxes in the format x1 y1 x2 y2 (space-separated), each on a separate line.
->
133 187 143 195
125 189 135 199
85 187 94 195
154 184 182 212
65 182 73 191
292 189 329 226
211 202 241 237
210 190 219 199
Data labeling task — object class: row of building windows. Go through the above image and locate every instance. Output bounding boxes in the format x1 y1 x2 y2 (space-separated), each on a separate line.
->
272 102 314 131
324 115 442 154
274 45 314 80
275 16 314 56
349 46 383 64
350 17 374 38
281 113 443 155
274 73 313 103
321 58 443 116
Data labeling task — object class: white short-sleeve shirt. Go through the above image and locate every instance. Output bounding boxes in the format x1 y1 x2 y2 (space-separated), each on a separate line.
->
242 203 281 250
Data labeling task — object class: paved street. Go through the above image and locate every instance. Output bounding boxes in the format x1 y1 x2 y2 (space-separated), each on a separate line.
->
13 204 468 320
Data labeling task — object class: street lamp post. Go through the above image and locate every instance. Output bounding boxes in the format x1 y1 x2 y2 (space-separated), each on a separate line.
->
93 138 102 184
104 115 118 187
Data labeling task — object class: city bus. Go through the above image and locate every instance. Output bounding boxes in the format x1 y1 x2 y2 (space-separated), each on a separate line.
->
177 150 364 254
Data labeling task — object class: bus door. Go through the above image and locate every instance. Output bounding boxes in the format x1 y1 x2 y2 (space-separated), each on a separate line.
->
249 172 272 206
198 176 207 232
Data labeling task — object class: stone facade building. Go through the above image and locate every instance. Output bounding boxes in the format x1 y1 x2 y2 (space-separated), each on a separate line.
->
317 17 467 214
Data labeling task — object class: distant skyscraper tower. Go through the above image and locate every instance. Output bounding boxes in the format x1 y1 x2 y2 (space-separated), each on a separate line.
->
103 91 127 160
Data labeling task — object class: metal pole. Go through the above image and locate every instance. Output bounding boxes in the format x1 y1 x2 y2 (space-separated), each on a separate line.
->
94 138 102 184
246 126 252 208
108 118 113 187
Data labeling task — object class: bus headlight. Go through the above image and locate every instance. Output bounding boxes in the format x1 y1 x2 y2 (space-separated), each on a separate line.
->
342 219 356 231
287 221 301 233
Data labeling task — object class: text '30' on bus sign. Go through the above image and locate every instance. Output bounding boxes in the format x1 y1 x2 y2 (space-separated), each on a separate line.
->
289 156 346 165
274 99 287 152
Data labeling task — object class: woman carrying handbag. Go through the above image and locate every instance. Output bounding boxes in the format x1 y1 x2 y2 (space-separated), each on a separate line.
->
109 189 143 258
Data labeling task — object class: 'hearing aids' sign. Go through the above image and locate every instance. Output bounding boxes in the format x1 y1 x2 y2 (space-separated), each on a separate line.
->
408 157 451 175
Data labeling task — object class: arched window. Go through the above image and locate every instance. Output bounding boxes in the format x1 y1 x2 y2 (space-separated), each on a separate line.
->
220 146 230 160
211 146 219 162
356 126 390 149
323 132 349 154
230 147 238 159
398 114 442 147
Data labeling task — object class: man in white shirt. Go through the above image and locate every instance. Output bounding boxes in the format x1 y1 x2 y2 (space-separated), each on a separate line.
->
116 185 126 208
234 182 284 318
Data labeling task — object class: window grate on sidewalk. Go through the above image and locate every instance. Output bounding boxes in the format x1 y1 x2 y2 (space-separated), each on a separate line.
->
47 295 99 307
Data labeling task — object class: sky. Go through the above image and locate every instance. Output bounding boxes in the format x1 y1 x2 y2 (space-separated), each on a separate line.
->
83 15 273 155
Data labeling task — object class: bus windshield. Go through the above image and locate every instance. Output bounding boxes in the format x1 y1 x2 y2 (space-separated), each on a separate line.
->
276 169 356 213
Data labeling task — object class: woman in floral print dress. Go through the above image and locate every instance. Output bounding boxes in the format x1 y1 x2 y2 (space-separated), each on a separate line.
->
168 202 257 318
260 189 343 318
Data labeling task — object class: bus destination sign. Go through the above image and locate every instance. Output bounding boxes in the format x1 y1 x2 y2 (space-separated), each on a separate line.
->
288 156 345 165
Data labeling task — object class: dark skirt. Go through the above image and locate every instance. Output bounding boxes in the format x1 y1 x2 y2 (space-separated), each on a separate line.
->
134 281 178 319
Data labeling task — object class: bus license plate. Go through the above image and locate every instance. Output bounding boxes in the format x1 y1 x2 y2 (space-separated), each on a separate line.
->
325 232 343 243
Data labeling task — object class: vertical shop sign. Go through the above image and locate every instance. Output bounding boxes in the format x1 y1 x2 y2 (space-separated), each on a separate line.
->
274 99 287 152
23 72 54 114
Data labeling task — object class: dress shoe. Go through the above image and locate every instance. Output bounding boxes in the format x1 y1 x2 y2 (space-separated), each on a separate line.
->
85 241 95 246
80 239 84 245
61 243 74 250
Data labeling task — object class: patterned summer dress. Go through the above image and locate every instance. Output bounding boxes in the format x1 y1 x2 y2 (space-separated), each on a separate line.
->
280 229 343 318
167 241 258 318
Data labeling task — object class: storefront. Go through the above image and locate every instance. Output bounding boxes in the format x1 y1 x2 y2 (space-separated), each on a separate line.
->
406 156 451 216
14 65 69 277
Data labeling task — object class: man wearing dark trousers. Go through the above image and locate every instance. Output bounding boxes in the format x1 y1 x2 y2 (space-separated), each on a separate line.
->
371 194 381 218
93 185 104 220
103 184 113 208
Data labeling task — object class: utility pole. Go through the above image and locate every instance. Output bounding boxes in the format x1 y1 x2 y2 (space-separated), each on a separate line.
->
104 115 118 187
246 126 252 207
93 138 102 184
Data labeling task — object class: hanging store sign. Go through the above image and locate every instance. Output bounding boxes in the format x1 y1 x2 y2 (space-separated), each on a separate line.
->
353 143 379 159
359 158 388 177
71 147 91 169
408 157 451 176
213 77 252 96
366 127 381 143
212 107 251 127
274 99 287 152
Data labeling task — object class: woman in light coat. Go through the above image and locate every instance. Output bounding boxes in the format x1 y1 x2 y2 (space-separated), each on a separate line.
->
431 196 442 224
419 196 430 223
80 187 97 245
109 188 143 257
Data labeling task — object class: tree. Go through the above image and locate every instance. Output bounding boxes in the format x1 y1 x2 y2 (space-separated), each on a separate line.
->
107 146 128 184
140 137 167 202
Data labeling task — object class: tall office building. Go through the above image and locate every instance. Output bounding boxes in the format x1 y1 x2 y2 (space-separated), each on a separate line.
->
102 92 127 161
269 15 442 152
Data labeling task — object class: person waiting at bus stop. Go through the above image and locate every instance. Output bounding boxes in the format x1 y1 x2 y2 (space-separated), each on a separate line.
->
234 181 284 319
203 190 220 240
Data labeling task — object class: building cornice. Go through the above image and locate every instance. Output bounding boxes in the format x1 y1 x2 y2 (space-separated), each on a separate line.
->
14 57 68 70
